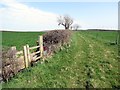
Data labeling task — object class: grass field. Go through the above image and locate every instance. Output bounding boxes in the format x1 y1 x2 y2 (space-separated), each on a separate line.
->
80 30 118 43
2 31 45 50
2 30 119 88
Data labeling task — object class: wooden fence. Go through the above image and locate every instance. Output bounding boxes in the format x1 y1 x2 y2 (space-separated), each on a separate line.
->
1 35 45 81
23 36 43 68
12 35 43 70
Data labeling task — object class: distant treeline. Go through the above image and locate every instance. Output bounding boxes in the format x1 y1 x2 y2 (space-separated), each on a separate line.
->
85 29 118 31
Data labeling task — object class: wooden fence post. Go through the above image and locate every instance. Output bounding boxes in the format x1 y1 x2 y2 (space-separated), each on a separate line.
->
39 36 43 58
26 44 31 66
23 45 28 68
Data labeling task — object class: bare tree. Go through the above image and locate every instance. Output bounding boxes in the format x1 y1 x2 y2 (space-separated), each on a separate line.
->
73 24 80 30
57 15 73 30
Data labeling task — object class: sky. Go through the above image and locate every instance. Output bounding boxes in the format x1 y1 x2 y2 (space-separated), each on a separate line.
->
0 0 118 31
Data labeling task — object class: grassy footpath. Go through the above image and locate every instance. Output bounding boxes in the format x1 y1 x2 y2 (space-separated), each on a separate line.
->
2 31 119 88
78 32 119 88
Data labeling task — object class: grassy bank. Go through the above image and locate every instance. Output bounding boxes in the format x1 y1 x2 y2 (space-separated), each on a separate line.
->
2 30 119 88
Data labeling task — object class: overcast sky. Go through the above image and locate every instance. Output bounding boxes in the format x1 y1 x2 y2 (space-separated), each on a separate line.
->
0 0 118 31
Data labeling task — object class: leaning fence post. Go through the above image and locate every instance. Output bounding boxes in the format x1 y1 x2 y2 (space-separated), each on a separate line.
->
26 44 31 66
39 36 43 58
23 45 28 68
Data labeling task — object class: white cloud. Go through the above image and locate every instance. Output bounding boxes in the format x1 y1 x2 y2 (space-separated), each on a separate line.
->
0 0 62 31
0 0 117 31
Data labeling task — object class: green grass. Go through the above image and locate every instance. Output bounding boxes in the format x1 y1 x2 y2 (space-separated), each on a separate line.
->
80 30 118 43
2 30 119 88
2 31 45 50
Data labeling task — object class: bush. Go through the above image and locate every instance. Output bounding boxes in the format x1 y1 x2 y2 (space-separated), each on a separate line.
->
43 30 72 55
43 30 72 46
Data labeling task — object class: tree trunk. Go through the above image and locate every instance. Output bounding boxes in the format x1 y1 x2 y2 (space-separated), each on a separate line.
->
65 25 69 30
65 27 69 29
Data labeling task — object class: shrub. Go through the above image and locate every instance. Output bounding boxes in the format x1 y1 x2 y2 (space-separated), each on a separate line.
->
43 30 72 55
43 30 71 45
